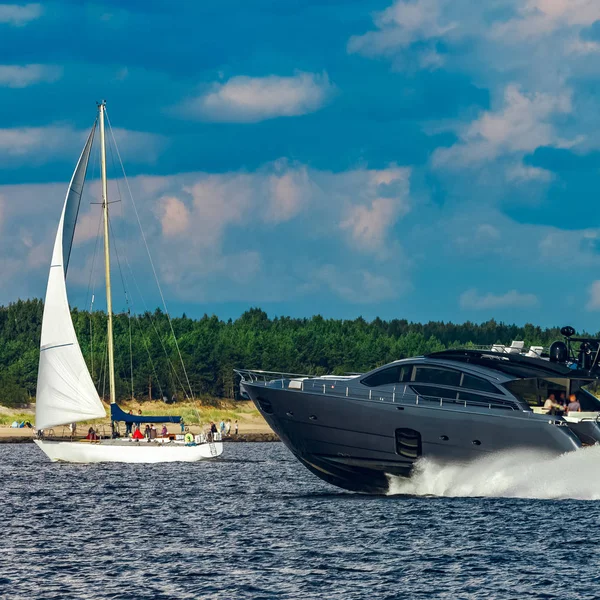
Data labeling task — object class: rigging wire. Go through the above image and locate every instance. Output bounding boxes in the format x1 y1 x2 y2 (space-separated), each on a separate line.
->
105 110 195 401
104 113 189 401
106 203 188 401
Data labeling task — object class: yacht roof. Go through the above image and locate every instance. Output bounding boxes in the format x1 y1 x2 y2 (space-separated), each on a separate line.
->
426 349 577 379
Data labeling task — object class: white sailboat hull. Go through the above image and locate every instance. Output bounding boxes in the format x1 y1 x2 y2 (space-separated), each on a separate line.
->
34 439 223 463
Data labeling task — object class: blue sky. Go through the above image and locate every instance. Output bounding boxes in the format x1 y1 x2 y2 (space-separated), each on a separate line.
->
2 1 600 330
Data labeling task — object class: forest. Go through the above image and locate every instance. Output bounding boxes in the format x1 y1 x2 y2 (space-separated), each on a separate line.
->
0 298 582 406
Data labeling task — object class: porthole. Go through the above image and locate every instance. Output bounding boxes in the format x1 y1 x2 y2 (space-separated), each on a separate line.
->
309 414 318 420
440 435 449 441
472 439 481 446
286 411 294 417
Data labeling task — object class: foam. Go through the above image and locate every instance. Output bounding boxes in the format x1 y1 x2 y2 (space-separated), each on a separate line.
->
387 446 600 500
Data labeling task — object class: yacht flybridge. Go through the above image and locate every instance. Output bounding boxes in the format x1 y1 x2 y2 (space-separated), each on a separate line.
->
34 102 223 463
238 329 600 493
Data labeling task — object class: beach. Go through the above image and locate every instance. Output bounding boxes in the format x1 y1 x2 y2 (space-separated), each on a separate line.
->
0 400 277 442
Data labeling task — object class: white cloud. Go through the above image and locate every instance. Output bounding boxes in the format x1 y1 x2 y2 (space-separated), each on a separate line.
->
0 125 164 164
566 39 600 55
0 64 61 88
494 0 600 40
341 198 402 251
340 166 410 254
0 160 414 306
157 196 190 237
266 164 310 223
179 72 335 123
586 281 600 311
460 288 539 310
0 3 42 26
348 0 455 57
433 84 573 169
507 163 554 183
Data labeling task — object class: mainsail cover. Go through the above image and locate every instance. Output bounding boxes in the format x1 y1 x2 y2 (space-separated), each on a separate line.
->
36 126 106 430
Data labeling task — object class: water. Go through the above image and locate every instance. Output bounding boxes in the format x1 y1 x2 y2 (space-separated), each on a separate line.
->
2 443 600 599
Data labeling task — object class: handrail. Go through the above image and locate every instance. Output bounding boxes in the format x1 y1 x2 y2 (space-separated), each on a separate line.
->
237 368 521 412
235 368 313 380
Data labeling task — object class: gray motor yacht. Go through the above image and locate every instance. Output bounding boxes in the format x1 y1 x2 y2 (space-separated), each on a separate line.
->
237 327 600 493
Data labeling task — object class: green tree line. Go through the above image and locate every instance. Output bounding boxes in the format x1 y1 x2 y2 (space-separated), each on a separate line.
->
0 299 581 406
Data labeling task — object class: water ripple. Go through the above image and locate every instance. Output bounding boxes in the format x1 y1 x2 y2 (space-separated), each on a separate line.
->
1 443 599 599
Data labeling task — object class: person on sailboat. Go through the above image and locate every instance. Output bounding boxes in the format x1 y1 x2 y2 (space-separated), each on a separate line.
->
161 424 168 437
125 411 133 436
132 426 144 440
86 427 98 441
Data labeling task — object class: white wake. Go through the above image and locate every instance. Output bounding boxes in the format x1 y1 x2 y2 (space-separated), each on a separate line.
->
387 446 600 500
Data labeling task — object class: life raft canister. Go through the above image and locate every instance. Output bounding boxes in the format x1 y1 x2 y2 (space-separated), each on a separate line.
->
184 433 194 443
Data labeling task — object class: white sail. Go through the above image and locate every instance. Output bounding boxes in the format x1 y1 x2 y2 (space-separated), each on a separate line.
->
36 128 106 430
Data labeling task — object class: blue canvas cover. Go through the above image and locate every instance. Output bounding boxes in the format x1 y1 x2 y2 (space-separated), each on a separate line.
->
111 403 182 424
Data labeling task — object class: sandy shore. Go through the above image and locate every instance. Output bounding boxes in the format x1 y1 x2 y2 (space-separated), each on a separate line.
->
0 400 275 442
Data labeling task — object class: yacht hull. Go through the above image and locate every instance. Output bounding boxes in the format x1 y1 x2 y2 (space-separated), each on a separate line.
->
245 383 581 494
34 439 223 463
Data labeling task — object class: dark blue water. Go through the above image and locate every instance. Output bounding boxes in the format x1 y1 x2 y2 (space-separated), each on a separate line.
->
2 442 600 599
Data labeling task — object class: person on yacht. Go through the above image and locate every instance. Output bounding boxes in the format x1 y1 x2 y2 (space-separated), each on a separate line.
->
567 394 581 413
544 394 560 415
558 392 568 410
132 426 144 440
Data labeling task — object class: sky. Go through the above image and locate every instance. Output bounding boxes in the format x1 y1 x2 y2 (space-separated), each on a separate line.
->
2 1 600 330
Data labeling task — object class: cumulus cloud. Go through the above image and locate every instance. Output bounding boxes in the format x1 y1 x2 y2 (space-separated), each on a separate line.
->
348 0 455 57
0 158 415 306
494 0 600 40
433 84 574 169
0 3 42 26
157 196 190 237
340 166 411 254
507 163 554 183
0 125 164 165
178 72 335 123
0 64 62 88
460 288 539 310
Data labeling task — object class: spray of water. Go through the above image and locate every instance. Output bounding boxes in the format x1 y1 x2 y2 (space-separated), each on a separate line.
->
387 446 600 500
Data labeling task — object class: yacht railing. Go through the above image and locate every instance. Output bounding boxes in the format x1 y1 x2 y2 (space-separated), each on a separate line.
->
235 369 521 412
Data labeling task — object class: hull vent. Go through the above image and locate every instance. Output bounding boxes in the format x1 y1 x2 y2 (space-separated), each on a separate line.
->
395 428 422 459
256 396 273 414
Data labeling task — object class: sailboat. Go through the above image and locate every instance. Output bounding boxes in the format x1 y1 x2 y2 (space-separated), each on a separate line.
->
34 102 224 463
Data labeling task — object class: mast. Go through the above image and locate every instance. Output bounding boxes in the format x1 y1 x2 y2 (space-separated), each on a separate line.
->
98 101 116 406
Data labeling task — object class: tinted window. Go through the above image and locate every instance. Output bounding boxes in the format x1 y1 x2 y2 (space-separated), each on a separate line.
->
362 365 411 387
504 379 539 407
461 374 500 394
413 367 460 387
410 384 458 400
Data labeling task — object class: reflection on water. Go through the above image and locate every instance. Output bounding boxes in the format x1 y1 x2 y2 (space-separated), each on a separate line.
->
2 442 599 599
